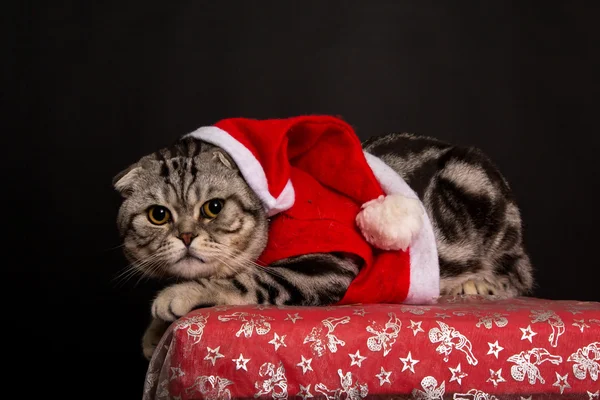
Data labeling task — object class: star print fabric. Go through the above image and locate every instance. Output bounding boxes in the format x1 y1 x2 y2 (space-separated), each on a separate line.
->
143 296 599 399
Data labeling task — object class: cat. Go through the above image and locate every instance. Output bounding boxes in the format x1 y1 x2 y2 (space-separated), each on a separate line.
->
113 133 533 359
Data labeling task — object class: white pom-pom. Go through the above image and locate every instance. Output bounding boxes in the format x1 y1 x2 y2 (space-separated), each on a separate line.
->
356 194 424 251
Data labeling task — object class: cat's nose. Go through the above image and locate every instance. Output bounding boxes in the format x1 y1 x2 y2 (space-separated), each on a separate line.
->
178 232 196 247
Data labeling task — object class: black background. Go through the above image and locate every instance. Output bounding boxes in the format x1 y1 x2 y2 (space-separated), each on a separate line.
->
14 1 599 399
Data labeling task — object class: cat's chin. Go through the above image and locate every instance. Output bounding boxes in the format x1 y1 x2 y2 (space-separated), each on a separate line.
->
169 256 215 279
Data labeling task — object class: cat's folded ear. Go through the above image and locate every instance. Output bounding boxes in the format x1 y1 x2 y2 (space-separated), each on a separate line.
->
112 155 156 198
112 164 141 198
212 149 239 171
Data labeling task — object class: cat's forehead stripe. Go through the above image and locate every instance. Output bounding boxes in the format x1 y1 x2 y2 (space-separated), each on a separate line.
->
183 166 199 201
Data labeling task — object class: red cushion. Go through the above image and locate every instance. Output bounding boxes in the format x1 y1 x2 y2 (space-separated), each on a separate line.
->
143 296 599 399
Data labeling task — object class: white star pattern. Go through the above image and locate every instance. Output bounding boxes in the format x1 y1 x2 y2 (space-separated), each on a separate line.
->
435 313 450 319
407 320 425 336
487 340 504 358
448 363 468 385
401 306 430 315
268 332 287 351
169 366 185 381
519 325 538 343
204 346 224 366
567 309 583 315
572 319 590 332
284 313 303 323
145 372 158 389
552 372 571 394
232 353 250 371
353 308 368 317
147 299 600 398
297 355 313 374
349 350 367 367
297 384 313 399
487 368 506 387
157 380 169 398
375 366 392 386
399 351 420 374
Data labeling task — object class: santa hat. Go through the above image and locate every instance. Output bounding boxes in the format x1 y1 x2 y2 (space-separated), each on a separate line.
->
186 116 439 304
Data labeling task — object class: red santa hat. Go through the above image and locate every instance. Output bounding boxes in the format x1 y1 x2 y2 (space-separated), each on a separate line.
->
186 115 439 304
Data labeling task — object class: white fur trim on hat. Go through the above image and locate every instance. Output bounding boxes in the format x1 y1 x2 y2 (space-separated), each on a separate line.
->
356 194 424 251
363 152 440 304
186 126 295 216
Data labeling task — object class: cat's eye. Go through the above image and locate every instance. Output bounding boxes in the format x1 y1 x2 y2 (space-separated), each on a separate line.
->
201 199 224 219
147 205 171 225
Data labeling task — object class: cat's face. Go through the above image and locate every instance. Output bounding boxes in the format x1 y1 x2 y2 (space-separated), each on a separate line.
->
113 138 268 280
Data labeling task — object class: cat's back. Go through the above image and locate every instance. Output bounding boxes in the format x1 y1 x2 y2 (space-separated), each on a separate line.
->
364 133 533 297
362 132 512 200
362 132 452 158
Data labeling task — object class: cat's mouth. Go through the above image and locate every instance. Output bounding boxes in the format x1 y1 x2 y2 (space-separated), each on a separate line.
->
169 251 214 279
177 253 205 264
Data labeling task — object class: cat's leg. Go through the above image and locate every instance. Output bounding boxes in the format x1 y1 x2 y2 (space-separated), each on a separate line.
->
445 252 532 297
440 235 533 297
440 251 532 297
141 317 170 360
450 279 497 296
426 147 534 298
152 253 361 322
439 233 534 295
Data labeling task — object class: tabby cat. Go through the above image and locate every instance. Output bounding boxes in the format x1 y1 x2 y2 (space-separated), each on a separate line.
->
113 133 533 359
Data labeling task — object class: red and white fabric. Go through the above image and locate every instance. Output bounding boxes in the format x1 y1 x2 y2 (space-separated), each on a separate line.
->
186 116 439 305
143 296 600 399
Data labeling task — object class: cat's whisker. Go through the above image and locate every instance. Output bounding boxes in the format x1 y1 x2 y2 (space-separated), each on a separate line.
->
249 263 289 280
134 259 167 287
211 254 246 276
112 263 146 285
207 242 267 266
131 250 172 286
233 257 287 279
112 250 165 287
219 250 286 279
103 243 126 253
205 246 268 278
114 266 147 287
127 251 163 272
207 243 268 267
112 268 141 288
208 245 289 280
204 244 257 267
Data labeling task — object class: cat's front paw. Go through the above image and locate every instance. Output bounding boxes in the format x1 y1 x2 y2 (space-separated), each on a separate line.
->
152 282 213 322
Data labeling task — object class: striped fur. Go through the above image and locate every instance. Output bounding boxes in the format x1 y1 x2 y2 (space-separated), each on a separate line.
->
113 134 533 359
363 133 533 297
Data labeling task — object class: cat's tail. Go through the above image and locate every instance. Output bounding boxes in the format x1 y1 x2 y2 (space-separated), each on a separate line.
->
492 199 535 296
